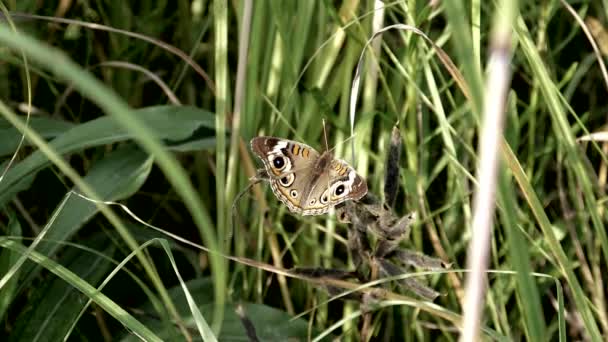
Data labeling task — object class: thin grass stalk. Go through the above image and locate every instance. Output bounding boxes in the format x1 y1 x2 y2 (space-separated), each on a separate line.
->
335 39 360 342
226 0 252 242
440 1 483 117
265 34 282 117
359 0 384 175
471 0 481 72
213 0 229 334
460 1 517 341
96 61 181 105
313 0 359 89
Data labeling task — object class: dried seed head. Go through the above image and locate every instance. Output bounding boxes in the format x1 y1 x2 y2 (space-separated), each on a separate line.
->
384 124 402 208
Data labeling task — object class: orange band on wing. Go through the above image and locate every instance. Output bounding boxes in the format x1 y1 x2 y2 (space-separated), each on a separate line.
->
333 163 348 176
302 148 310 158
291 144 300 156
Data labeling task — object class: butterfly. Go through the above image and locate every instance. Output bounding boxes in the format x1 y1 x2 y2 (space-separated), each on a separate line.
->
250 136 368 216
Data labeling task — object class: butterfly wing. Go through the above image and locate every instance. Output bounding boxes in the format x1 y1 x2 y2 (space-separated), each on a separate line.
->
250 136 320 214
298 158 368 216
250 136 319 178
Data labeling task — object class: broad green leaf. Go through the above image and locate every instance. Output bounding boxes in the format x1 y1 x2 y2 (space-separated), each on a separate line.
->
0 105 214 206
0 116 74 157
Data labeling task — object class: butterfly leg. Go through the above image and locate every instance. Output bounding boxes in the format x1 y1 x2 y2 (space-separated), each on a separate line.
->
230 168 270 242
252 168 270 181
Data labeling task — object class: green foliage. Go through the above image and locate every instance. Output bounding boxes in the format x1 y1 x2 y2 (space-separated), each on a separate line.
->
0 0 607 341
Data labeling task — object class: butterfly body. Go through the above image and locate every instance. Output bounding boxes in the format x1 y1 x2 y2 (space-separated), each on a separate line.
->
250 136 368 216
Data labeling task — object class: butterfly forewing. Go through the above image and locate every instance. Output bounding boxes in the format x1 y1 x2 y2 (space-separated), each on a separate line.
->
250 136 319 178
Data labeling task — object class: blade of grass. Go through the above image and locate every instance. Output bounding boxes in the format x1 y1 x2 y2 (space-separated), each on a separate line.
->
0 210 21 322
498 155 546 340
213 0 230 332
441 1 484 117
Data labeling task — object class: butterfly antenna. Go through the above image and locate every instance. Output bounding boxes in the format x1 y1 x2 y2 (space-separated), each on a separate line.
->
322 118 330 152
322 118 333 210
328 133 358 154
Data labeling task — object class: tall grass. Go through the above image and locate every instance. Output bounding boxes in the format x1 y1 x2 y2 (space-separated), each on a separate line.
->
0 1 607 341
